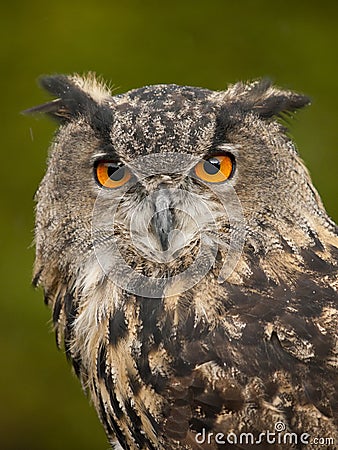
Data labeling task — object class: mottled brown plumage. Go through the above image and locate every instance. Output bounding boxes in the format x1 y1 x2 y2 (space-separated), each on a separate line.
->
28 74 337 449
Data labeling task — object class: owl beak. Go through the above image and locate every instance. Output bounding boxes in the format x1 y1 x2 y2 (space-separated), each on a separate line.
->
151 189 173 252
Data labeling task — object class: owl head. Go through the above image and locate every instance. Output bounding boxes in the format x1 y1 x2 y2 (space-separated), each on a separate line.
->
27 74 335 301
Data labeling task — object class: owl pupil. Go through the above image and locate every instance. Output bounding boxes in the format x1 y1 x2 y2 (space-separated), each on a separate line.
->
204 158 220 175
108 163 124 181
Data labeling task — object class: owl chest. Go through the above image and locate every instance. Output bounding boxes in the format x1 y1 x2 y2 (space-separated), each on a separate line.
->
72 298 182 449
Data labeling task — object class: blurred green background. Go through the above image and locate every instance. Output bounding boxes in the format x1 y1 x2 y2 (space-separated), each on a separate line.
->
1 1 337 449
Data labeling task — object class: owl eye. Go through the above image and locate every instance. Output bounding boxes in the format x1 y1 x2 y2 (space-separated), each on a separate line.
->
95 161 131 188
194 154 234 183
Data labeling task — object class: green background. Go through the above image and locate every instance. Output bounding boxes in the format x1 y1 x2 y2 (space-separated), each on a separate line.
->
1 1 337 449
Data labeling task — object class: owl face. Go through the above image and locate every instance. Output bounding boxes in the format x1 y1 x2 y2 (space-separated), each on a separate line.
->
30 75 320 298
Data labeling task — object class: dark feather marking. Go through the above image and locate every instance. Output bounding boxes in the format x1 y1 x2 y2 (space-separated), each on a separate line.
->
52 293 62 325
71 354 82 377
64 336 72 360
268 331 299 365
137 296 163 335
241 299 276 322
176 293 197 340
209 328 233 363
134 296 171 391
181 340 216 366
164 378 192 440
64 292 76 321
104 376 124 420
32 269 42 288
135 353 168 393
227 287 276 324
165 369 245 443
193 390 223 415
212 107 235 148
240 321 265 347
279 236 294 253
109 310 128 346
278 392 294 424
132 317 166 391
97 345 107 379
189 417 212 435
295 275 336 306
300 248 336 273
329 244 338 261
264 380 279 399
141 408 160 435
124 399 156 450
247 257 270 287
173 356 193 378
280 313 332 359
307 229 325 252
177 309 195 338
164 404 191 440
161 313 178 343
64 292 77 360
128 372 142 396
43 290 50 306
136 354 168 394
54 327 60 349
209 384 243 413
303 368 338 420
98 392 127 448
271 282 293 303
223 283 254 308
134 351 153 385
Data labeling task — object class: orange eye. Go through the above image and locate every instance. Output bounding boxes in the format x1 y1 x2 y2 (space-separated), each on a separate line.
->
194 154 234 183
95 161 131 188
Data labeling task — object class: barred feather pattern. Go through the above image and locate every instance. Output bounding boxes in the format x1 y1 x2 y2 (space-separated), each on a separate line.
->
39 232 338 450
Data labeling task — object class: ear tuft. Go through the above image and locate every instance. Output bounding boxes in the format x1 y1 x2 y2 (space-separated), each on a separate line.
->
69 72 112 104
22 73 112 123
225 78 311 119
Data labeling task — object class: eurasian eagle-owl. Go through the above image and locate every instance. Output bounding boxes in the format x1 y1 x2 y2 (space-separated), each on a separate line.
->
27 75 338 449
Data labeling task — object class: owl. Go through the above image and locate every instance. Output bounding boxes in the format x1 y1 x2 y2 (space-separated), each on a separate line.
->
27 74 338 449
